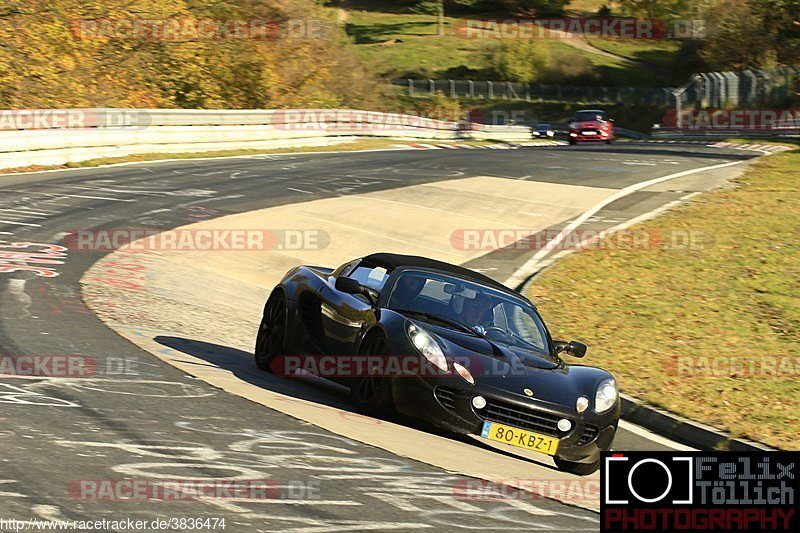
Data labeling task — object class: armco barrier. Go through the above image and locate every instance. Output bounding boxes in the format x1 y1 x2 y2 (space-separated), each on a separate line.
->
651 127 800 140
0 108 534 170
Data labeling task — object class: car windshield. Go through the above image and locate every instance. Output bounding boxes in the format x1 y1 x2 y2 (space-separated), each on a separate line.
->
386 270 551 355
574 111 606 122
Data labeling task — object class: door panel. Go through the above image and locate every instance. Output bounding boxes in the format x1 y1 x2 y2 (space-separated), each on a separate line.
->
319 276 374 355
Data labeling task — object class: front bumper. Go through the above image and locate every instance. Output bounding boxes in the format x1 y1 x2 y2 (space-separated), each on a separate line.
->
391 375 618 463
569 131 611 142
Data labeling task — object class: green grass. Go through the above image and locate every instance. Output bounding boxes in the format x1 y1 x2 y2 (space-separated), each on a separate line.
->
342 8 675 86
527 151 800 449
345 11 497 79
587 39 681 67
567 0 619 16
584 39 683 84
547 41 663 86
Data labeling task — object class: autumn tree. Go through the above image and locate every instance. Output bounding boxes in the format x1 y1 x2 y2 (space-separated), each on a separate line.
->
0 0 382 109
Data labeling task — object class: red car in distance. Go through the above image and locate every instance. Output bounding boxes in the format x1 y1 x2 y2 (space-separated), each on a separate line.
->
568 109 615 145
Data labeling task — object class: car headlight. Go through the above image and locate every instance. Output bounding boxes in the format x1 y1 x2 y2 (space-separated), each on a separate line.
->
408 323 447 372
595 378 618 413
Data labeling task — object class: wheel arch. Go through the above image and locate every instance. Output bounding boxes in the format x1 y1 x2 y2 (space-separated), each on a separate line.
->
357 324 389 354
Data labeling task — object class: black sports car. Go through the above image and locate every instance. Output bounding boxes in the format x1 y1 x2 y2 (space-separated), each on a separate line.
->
255 253 619 475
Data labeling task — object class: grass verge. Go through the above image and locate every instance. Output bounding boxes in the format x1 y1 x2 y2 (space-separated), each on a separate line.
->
527 150 799 449
343 8 669 86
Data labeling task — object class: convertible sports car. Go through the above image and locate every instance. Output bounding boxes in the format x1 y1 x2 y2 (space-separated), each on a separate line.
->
255 253 619 475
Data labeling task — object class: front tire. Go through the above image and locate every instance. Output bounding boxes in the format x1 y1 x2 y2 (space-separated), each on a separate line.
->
254 291 287 372
554 457 600 476
350 334 394 417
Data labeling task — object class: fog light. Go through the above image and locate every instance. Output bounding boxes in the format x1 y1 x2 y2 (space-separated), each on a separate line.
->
576 396 589 413
472 396 487 410
557 418 572 432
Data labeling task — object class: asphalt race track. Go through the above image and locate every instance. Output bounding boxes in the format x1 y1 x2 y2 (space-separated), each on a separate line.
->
0 143 760 531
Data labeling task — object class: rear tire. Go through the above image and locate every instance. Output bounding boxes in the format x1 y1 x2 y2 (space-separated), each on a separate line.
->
254 291 287 372
568 139 577 145
554 457 600 476
350 334 394 417
605 138 614 145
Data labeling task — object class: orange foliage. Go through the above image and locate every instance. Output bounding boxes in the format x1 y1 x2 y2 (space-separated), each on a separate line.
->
0 0 381 109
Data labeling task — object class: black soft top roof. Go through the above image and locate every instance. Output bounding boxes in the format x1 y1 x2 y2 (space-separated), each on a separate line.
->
362 253 513 294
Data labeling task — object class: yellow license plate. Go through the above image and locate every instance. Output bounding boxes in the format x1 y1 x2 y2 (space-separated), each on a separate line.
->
481 421 559 455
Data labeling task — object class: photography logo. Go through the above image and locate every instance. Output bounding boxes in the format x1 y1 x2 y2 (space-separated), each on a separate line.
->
601 451 798 532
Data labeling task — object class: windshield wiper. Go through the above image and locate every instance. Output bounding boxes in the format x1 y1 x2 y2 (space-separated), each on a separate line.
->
393 309 481 336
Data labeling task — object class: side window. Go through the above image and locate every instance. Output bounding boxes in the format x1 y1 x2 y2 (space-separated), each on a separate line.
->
348 266 389 291
493 304 509 330
508 304 546 350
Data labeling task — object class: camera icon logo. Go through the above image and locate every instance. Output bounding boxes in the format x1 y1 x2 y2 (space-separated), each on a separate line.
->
604 454 693 505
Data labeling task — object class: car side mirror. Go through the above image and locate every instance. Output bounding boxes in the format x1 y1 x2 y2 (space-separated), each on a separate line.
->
336 276 363 294
554 340 587 358
335 277 378 305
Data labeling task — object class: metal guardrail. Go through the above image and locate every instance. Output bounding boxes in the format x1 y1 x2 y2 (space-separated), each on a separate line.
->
652 128 800 140
667 67 799 133
393 79 675 105
0 108 460 131
394 68 799 110
674 67 799 110
0 108 534 170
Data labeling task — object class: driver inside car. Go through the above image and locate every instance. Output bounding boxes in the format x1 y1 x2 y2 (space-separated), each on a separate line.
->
461 293 496 331
390 275 425 309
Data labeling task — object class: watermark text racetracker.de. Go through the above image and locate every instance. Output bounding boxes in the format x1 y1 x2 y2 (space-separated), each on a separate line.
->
453 478 599 503
663 109 800 133
64 228 328 252
0 109 93 130
451 228 711 253
67 478 320 501
454 18 706 40
272 354 555 379
666 356 800 378
269 109 459 131
0 355 140 377
70 17 331 41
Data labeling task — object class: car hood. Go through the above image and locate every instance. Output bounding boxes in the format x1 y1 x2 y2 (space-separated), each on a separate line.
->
574 120 607 129
412 320 610 406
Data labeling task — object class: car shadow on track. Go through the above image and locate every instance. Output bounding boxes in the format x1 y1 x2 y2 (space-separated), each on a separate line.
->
154 335 561 471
